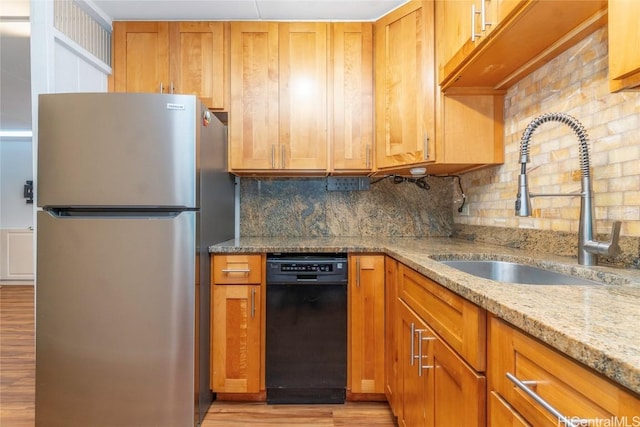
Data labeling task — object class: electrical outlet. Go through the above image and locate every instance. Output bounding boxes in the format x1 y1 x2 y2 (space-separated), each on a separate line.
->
459 204 470 216
327 177 370 191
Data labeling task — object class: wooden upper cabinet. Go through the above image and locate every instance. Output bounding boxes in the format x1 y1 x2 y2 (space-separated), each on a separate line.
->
609 0 640 92
435 0 475 84
169 22 228 110
279 23 329 171
112 22 170 93
437 0 607 90
331 23 374 173
375 1 436 170
229 22 279 171
229 22 329 173
427 89 504 174
111 21 228 110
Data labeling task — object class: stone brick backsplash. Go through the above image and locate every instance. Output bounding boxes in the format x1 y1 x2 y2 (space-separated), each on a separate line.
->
456 27 640 268
239 176 454 237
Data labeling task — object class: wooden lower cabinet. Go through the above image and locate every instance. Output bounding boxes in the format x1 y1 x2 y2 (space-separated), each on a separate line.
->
488 315 640 426
348 254 386 396
210 254 264 394
398 299 485 427
385 257 399 412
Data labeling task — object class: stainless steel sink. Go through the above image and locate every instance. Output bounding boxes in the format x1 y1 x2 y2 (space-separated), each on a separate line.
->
440 260 602 285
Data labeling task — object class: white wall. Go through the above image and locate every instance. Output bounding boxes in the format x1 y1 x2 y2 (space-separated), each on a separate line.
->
0 139 33 228
6 0 112 282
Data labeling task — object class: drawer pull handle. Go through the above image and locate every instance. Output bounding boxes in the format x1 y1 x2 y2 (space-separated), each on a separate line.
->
250 288 256 318
506 372 588 427
356 257 361 288
415 329 435 376
221 269 251 273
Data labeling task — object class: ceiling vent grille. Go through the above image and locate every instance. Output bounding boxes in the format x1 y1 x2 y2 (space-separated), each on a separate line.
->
53 0 111 67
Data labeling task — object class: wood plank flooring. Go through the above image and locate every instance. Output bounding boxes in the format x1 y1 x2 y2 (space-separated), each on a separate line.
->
0 285 35 427
0 284 397 427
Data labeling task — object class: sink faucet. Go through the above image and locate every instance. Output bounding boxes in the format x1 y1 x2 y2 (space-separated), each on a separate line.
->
515 112 621 266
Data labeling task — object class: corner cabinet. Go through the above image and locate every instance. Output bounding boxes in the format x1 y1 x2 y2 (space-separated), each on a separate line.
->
488 315 640 426
111 21 228 110
437 0 607 89
374 2 504 175
374 1 435 170
229 22 329 173
210 254 264 395
608 0 640 92
348 254 385 396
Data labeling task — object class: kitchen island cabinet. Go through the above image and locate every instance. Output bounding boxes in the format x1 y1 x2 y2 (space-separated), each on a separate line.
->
348 254 385 397
210 254 264 395
111 21 228 110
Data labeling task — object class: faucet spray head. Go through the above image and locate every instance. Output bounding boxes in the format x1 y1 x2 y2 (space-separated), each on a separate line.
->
515 171 532 217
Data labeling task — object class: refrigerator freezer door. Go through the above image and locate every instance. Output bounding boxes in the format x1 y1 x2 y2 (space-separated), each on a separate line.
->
35 211 196 427
38 93 198 208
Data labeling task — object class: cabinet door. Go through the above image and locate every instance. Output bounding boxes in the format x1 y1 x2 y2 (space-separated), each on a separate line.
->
609 0 640 91
112 22 170 93
279 23 329 171
375 1 436 169
429 90 504 174
229 22 279 170
398 301 430 427
211 284 261 393
384 257 399 413
349 254 385 394
488 315 640 426
432 335 486 427
169 22 228 110
332 23 374 172
435 0 475 83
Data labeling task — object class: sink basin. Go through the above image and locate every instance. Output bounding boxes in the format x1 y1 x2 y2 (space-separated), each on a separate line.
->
440 260 602 285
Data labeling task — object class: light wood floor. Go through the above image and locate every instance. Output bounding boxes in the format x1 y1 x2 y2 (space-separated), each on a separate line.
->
0 285 397 427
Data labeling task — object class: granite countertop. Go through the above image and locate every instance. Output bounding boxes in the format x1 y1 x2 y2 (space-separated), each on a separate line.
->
209 236 640 396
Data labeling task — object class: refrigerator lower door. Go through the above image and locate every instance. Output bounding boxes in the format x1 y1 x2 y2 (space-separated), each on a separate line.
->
35 210 197 427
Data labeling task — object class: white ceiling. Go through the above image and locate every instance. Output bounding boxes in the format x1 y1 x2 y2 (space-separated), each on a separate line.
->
92 0 409 22
0 0 408 132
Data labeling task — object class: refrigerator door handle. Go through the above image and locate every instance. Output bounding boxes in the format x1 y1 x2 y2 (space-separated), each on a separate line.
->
45 207 195 219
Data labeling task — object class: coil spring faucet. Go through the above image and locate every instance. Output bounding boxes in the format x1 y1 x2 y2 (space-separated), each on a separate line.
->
515 112 621 266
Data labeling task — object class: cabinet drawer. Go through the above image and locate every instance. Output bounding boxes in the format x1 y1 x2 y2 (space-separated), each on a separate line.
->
212 254 262 284
488 315 640 426
398 264 486 371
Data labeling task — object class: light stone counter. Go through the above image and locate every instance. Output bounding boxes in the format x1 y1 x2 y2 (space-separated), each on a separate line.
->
210 236 640 396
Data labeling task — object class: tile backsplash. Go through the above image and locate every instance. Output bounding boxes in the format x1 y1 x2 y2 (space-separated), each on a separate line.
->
239 176 454 237
455 27 640 267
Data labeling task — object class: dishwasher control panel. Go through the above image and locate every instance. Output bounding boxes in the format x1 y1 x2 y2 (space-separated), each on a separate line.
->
266 253 348 284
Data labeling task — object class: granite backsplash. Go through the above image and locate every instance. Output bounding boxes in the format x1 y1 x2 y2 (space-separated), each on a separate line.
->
239 176 455 237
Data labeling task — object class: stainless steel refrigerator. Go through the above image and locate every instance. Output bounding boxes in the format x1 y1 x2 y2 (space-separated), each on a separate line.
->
35 93 234 427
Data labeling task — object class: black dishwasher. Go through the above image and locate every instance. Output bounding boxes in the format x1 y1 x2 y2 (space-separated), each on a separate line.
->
266 253 348 404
